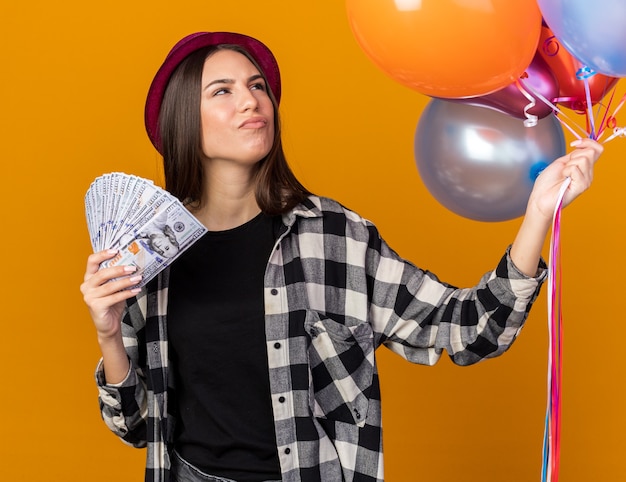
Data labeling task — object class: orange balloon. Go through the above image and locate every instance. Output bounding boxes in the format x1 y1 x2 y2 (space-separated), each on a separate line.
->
346 0 542 98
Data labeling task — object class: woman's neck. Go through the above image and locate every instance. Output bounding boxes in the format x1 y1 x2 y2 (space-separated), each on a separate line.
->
191 162 261 231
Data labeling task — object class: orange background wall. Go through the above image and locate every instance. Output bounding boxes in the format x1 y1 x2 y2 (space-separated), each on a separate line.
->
1 1 624 481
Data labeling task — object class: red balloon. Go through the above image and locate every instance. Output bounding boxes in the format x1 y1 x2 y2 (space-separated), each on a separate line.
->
537 24 619 111
443 54 559 120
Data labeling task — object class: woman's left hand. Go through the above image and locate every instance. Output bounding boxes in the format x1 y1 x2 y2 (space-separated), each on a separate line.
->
510 138 603 276
527 138 603 220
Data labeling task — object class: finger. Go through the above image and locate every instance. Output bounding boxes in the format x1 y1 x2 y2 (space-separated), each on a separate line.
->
84 285 141 322
84 280 141 306
562 164 593 198
98 287 142 307
562 163 584 184
81 264 139 293
566 151 595 179
84 249 120 280
82 273 142 304
570 138 604 160
98 272 143 296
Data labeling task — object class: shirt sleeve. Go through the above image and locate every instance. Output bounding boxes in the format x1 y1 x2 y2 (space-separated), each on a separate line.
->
94 300 150 447
367 225 547 366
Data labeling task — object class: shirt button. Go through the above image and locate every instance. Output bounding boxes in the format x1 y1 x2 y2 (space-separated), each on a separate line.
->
274 342 281 349
278 396 285 403
284 448 291 455
270 288 278 295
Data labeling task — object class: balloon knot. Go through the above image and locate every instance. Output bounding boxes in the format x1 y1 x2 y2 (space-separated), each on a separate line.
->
576 66 596 80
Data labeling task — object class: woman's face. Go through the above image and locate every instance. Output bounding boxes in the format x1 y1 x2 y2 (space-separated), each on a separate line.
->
199 49 275 167
150 233 179 258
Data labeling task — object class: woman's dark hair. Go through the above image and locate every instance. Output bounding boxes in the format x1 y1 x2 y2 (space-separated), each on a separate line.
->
158 44 311 215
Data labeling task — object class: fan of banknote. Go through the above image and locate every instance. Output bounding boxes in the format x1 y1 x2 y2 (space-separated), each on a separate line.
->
85 172 207 287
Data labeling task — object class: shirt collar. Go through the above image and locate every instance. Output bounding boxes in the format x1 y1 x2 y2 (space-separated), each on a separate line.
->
282 195 323 227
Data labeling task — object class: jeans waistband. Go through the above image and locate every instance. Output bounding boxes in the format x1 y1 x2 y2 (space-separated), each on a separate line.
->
170 450 281 482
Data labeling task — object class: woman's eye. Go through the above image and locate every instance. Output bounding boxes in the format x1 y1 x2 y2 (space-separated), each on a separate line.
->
251 82 266 91
213 88 230 96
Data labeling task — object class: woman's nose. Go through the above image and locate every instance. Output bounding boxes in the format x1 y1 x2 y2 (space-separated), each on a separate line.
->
238 89 259 112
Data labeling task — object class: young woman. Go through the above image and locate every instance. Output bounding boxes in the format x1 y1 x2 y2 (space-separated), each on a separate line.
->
80 32 603 482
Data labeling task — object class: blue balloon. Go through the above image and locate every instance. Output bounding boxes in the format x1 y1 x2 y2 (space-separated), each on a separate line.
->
538 0 626 77
414 99 566 222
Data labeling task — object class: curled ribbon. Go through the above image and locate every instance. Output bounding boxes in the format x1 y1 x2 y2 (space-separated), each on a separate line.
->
516 77 538 127
518 78 588 140
602 126 626 143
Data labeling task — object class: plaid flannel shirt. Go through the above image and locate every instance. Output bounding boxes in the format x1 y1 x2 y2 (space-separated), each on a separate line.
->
96 195 546 482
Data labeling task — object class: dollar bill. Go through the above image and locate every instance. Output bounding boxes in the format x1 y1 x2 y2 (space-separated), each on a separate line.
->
85 172 207 288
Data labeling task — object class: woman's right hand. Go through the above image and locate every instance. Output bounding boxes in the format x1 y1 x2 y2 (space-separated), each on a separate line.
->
80 250 142 341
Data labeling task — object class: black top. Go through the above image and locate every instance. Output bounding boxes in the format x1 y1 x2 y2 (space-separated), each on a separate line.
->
168 212 281 481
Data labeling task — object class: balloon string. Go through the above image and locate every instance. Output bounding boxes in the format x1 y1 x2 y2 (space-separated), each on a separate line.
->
600 92 626 142
609 92 626 121
576 67 597 139
594 78 617 138
552 204 563 480
515 79 539 127
602 126 626 143
515 72 626 143
541 176 570 482
518 78 588 139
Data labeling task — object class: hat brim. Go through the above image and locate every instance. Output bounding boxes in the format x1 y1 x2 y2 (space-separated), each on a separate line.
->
144 32 281 153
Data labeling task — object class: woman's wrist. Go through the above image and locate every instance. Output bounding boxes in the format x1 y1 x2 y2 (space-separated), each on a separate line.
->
98 335 131 385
